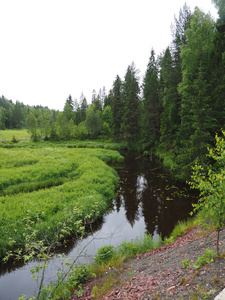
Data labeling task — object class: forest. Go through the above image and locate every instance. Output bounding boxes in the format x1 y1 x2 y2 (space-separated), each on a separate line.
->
1 1 225 180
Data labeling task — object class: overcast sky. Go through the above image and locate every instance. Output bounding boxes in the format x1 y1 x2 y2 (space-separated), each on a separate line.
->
0 0 218 111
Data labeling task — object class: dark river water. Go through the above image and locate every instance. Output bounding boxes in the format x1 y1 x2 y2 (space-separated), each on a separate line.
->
0 154 198 300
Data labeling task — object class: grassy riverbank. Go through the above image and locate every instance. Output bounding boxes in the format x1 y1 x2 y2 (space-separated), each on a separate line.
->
41 219 197 299
0 143 124 259
70 219 225 300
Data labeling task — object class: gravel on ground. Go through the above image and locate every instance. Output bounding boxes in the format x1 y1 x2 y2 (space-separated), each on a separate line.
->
72 227 225 299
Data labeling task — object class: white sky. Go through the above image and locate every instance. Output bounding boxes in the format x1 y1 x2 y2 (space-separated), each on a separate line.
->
0 0 218 111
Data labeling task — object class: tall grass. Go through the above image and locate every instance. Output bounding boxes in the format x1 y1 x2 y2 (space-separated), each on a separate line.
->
0 129 31 141
0 147 124 259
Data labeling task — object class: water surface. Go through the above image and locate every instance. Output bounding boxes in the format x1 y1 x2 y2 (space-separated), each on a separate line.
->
0 154 198 299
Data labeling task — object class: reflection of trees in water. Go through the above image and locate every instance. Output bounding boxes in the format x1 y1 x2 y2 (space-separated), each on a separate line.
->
117 155 197 239
141 183 158 235
120 170 140 227
116 156 143 227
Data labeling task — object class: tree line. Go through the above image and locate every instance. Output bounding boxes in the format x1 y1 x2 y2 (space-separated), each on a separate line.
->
1 1 225 179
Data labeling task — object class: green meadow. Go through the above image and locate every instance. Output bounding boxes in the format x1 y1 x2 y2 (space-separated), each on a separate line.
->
0 141 124 259
0 129 31 141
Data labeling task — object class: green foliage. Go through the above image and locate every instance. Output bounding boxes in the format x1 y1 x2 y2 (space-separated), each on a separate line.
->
189 131 225 254
175 8 216 175
122 62 140 148
40 263 95 300
11 134 18 143
0 147 122 259
143 49 161 149
95 245 115 265
93 234 161 273
212 0 225 24
117 234 161 260
193 249 216 269
163 218 196 244
85 104 103 139
170 219 194 240
182 259 190 270
111 75 124 140
1 2 225 183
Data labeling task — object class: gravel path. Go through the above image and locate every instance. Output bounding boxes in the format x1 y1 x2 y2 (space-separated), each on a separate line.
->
72 227 225 299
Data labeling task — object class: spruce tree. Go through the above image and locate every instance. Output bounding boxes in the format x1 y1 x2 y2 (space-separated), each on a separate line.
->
159 48 174 150
143 49 160 150
79 93 88 122
170 4 191 148
111 75 124 141
176 8 216 177
210 0 225 132
122 63 140 148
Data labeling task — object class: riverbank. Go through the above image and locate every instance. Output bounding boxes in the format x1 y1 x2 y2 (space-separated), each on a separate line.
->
72 226 225 299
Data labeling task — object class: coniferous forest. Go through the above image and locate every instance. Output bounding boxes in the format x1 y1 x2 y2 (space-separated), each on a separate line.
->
1 1 225 180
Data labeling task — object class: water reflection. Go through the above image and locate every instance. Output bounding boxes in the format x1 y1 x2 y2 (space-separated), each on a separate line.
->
116 154 197 239
0 154 198 300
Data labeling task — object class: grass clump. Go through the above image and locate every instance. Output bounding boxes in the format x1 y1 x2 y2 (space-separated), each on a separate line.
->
95 245 115 265
89 234 162 299
163 218 197 244
117 234 162 260
93 234 161 272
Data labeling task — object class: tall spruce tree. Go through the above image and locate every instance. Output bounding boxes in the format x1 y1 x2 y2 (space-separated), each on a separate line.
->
122 63 140 148
171 3 191 73
111 75 124 140
63 95 74 122
158 5 191 153
79 93 88 122
143 49 160 150
159 48 177 151
176 8 216 177
210 0 225 132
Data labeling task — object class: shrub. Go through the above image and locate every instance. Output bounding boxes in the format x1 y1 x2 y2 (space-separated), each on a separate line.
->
95 245 115 265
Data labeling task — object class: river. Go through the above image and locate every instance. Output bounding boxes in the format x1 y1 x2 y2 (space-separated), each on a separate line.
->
0 154 198 300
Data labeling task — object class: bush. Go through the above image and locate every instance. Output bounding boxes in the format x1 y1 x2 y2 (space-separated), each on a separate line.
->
95 245 115 265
